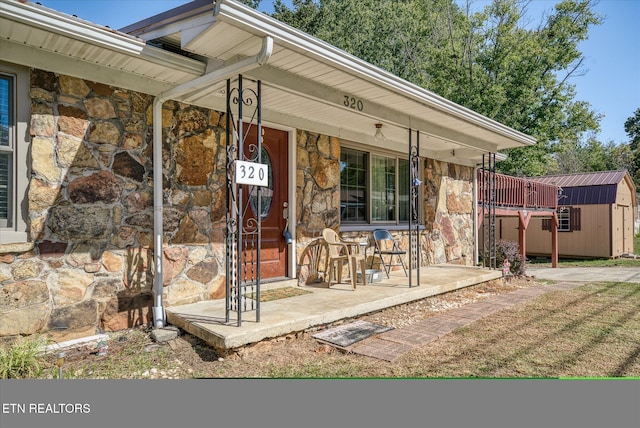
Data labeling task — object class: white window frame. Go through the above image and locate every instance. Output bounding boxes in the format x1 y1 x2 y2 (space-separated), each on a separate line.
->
557 207 570 232
340 145 416 225
0 62 30 244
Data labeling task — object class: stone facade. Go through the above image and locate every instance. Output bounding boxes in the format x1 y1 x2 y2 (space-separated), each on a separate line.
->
423 158 475 265
1 68 476 341
295 130 341 240
0 70 227 342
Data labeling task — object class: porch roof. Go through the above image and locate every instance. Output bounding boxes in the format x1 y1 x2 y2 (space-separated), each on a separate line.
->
1 0 536 165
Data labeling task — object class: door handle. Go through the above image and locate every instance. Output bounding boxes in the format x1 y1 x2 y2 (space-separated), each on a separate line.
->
282 202 293 244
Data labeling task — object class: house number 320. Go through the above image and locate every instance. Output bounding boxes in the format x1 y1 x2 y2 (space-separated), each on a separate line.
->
235 160 268 187
343 95 364 111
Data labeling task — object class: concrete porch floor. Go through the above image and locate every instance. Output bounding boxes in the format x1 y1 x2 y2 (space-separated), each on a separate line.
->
165 264 503 351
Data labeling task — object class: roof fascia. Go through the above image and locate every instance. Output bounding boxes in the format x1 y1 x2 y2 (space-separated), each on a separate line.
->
0 0 205 75
120 0 213 35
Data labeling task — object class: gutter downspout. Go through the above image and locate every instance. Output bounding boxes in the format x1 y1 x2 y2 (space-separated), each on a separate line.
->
473 164 479 266
151 35 273 328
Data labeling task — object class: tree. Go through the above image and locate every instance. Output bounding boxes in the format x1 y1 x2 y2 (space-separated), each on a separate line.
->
624 108 640 188
624 108 640 151
271 0 603 177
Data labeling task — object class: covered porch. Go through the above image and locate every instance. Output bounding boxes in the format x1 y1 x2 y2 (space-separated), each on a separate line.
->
166 264 502 351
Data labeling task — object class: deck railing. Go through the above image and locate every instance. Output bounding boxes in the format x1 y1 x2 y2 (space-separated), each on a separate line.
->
478 170 557 210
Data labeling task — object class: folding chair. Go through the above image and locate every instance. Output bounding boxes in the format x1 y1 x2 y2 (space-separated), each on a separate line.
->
372 229 407 278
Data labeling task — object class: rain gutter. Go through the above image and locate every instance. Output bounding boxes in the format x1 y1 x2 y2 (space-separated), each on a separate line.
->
151 35 273 327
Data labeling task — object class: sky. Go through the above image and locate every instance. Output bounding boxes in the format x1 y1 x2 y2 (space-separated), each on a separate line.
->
38 0 640 145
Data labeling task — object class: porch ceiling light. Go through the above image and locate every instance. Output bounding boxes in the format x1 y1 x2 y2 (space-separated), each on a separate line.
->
374 123 386 142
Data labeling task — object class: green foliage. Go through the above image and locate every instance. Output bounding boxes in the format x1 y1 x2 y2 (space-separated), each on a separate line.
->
624 108 640 151
624 108 640 188
238 0 262 9
0 336 45 379
271 0 604 178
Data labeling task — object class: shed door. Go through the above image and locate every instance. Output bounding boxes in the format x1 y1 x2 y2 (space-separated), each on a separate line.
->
621 204 632 254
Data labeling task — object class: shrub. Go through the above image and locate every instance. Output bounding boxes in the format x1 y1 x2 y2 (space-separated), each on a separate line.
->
0 336 46 379
495 239 526 276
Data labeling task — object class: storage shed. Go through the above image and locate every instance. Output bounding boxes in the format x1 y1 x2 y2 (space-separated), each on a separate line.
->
499 170 637 259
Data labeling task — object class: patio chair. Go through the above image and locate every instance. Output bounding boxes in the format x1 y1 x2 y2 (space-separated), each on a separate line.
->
322 228 366 289
372 229 408 278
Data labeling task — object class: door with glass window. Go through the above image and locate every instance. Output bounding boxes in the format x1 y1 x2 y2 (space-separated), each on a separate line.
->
243 125 289 279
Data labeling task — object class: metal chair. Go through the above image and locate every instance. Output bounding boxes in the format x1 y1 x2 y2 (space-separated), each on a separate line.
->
322 228 366 289
372 229 407 278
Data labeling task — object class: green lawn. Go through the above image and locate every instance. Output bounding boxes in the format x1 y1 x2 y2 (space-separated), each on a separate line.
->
527 231 640 268
263 282 640 378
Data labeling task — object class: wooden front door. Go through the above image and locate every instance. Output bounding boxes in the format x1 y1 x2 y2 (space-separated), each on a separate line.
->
243 125 289 279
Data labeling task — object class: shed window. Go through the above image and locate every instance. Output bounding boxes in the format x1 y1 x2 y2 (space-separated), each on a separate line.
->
558 208 570 231
542 207 581 232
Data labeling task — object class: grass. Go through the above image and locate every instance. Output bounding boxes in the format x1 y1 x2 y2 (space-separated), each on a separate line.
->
20 279 640 379
0 336 46 379
380 282 640 378
527 232 640 268
41 330 176 379
532 258 640 268
219 282 640 378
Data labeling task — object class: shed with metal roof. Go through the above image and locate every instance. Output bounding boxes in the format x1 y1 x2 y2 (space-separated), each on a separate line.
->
501 170 637 258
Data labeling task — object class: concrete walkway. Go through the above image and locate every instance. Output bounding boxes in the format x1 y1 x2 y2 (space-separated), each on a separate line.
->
526 266 640 283
346 281 586 362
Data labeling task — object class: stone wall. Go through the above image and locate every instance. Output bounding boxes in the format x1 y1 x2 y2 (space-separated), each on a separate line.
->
295 130 341 240
0 70 227 342
423 158 475 265
294 145 476 276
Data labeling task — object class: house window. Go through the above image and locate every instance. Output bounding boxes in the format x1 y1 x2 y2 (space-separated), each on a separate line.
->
0 74 14 229
0 63 29 244
340 147 412 224
542 207 581 232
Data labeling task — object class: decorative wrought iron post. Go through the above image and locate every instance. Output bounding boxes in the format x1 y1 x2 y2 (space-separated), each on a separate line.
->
408 129 421 287
481 153 497 269
225 75 263 326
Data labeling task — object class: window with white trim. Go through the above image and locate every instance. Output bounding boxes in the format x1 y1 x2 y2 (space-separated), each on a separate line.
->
340 147 412 224
0 74 14 229
541 207 581 233
557 207 570 232
0 63 29 244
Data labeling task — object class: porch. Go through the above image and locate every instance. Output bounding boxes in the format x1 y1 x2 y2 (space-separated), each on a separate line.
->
166 264 502 352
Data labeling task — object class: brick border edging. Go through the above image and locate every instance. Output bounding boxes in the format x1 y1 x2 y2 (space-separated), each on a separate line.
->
347 281 587 361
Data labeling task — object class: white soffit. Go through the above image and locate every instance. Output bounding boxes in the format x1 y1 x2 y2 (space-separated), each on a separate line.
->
0 0 205 94
176 0 536 154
